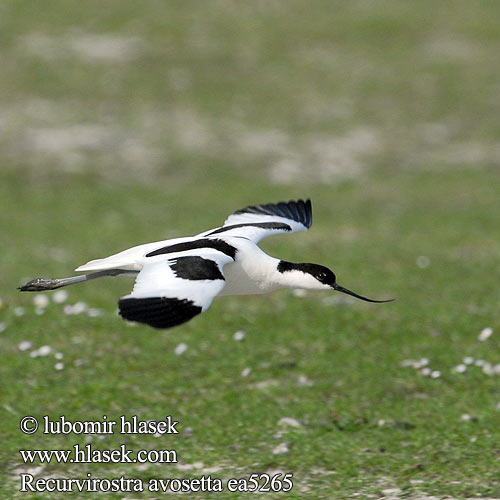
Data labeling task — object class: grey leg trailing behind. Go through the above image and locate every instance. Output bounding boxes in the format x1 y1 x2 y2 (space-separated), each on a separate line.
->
18 270 138 292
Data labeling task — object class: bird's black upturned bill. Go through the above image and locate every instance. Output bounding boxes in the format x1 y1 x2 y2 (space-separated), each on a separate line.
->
333 284 394 303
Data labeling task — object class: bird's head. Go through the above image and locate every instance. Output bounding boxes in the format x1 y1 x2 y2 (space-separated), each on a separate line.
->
277 261 393 303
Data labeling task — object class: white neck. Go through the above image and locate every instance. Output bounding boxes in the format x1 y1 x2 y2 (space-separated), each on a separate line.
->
221 255 329 296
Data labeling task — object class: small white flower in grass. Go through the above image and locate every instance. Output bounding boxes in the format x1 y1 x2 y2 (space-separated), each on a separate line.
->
297 374 313 386
421 367 431 376
461 414 473 421
33 294 49 308
293 289 307 298
14 307 25 317
29 345 51 357
54 362 64 371
400 359 418 368
18 341 32 351
470 436 477 442
382 489 402 497
233 330 245 341
11 465 45 476
52 290 68 304
174 343 187 355
478 327 493 341
496 402 500 411
431 370 441 379
35 307 46 316
87 308 103 318
412 357 429 369
252 379 279 389
72 302 87 314
55 352 63 360
176 462 204 471
0 322 7 333
63 302 87 316
454 364 467 373
463 356 474 365
64 302 88 315
475 359 485 367
482 363 494 375
241 367 251 377
278 417 301 428
272 442 289 455
416 256 430 268
74 359 85 367
493 364 500 375
38 345 52 356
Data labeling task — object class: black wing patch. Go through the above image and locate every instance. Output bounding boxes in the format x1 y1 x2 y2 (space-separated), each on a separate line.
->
169 256 224 281
118 297 202 329
146 238 237 259
233 199 312 229
207 221 292 236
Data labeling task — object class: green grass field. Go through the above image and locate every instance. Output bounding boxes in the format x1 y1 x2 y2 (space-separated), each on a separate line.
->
1 2 500 499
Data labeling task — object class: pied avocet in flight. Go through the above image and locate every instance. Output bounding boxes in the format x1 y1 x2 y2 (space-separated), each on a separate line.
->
19 199 393 328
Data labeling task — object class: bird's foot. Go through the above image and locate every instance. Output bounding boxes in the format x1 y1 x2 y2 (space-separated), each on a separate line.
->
18 277 61 291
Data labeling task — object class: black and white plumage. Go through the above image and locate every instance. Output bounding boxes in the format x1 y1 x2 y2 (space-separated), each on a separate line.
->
19 199 393 329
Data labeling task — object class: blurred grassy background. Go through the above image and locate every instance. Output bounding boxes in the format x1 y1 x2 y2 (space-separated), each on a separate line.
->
1 1 500 498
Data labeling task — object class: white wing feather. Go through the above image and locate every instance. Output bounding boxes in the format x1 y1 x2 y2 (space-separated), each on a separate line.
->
75 236 195 272
124 251 233 310
118 249 234 329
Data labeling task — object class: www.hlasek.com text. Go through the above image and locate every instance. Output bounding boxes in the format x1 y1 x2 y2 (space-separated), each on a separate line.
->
20 443 177 464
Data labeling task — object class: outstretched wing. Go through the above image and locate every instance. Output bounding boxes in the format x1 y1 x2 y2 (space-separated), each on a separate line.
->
118 250 233 329
197 198 312 243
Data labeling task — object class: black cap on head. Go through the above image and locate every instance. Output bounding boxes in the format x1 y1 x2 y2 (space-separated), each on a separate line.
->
277 261 336 285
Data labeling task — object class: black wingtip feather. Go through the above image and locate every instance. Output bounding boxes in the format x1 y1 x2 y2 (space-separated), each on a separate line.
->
119 297 202 329
234 198 312 229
